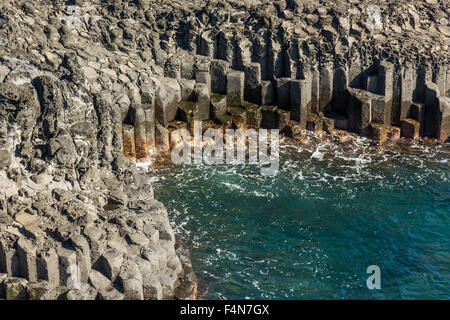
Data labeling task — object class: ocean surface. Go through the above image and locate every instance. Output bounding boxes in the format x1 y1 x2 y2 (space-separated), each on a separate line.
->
148 133 450 299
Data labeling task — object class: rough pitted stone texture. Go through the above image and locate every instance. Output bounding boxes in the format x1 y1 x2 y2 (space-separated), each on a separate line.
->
0 0 448 301
0 1 198 300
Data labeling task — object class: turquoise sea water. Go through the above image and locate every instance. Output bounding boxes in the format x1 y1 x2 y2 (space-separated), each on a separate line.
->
150 134 450 299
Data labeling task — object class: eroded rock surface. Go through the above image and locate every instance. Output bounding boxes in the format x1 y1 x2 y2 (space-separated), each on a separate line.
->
0 0 448 300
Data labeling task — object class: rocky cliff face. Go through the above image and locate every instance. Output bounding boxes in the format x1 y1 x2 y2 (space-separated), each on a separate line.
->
0 0 448 300
0 0 198 300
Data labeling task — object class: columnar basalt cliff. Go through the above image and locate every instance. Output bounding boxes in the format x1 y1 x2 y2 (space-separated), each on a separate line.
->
0 0 448 299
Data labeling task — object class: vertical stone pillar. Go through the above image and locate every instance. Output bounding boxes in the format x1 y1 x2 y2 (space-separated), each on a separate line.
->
36 248 60 285
210 59 230 94
17 238 38 282
423 82 440 138
311 66 320 114
415 67 432 103
227 71 245 107
217 31 234 64
196 71 212 94
401 65 416 121
287 40 300 79
57 246 77 287
181 54 195 80
122 125 135 158
348 56 362 88
377 60 394 125
251 35 267 81
1 240 20 277
434 65 447 96
260 81 275 105
319 63 334 114
347 88 372 134
132 105 148 160
436 97 450 141
198 31 215 58
155 78 181 128
71 235 91 285
365 74 379 94
244 63 262 104
332 65 349 116
290 79 309 125
194 83 210 121
276 77 291 110
371 96 388 124
360 98 372 136
446 68 450 94
155 123 170 152
144 105 155 150
141 83 156 150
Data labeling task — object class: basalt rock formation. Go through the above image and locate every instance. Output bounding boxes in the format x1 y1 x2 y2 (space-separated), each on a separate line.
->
0 0 449 300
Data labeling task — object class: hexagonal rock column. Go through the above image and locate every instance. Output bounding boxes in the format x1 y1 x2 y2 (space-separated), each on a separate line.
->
310 67 320 114
332 66 349 116
377 61 394 126
141 83 156 150
400 102 424 137
414 68 432 103
217 31 234 65
144 105 155 150
210 59 230 95
244 63 262 105
0 240 20 277
122 125 135 158
365 74 379 94
56 246 77 288
193 83 210 121
155 78 181 127
371 95 390 125
131 105 148 160
400 65 416 122
195 72 211 94
347 88 384 135
36 248 60 286
17 238 38 282
434 65 447 96
276 78 291 110
319 63 333 114
155 123 170 152
180 53 196 80
436 97 450 142
423 82 450 141
198 31 215 59
259 80 275 106
290 79 310 126
226 71 245 107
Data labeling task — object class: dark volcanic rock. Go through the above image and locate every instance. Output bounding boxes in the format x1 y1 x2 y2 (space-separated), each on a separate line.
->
0 0 448 301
